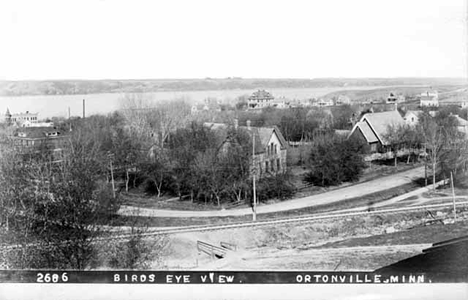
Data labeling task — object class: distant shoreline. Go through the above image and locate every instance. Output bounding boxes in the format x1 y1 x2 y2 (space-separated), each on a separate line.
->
0 78 465 97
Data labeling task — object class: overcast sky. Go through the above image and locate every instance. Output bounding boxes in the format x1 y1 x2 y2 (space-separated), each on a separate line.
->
0 0 466 80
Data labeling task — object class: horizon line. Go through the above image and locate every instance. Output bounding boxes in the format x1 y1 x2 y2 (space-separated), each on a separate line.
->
0 76 467 82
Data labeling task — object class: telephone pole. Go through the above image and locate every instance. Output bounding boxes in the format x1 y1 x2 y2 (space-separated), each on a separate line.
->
252 133 257 221
108 152 116 198
451 171 456 222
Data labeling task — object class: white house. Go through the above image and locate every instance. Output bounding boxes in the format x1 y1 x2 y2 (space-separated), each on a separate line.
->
420 91 439 107
403 110 423 126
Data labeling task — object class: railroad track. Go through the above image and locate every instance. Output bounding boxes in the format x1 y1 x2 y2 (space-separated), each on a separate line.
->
135 200 468 237
2 200 468 251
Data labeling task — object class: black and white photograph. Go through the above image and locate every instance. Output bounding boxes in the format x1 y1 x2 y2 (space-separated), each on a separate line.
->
0 0 467 299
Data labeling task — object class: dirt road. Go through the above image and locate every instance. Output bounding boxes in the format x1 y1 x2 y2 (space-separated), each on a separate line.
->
118 166 425 218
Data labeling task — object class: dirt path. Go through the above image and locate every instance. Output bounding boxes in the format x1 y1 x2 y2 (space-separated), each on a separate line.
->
118 166 425 218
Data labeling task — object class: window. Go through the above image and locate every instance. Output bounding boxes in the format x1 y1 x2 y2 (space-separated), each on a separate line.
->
371 143 377 152
271 160 274 172
265 161 269 172
270 143 274 155
259 162 262 175
275 144 277 154
277 159 281 171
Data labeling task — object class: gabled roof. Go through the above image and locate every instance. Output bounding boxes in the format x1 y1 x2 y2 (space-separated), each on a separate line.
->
203 122 287 154
404 110 423 118
355 121 378 143
349 110 405 145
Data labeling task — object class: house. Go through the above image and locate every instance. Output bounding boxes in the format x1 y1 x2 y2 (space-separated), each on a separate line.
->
271 97 289 108
311 98 334 107
348 110 405 152
336 95 351 105
13 126 66 149
386 92 405 104
452 114 468 138
204 120 288 178
190 102 221 115
403 110 423 126
3 109 40 127
420 90 439 107
248 90 274 109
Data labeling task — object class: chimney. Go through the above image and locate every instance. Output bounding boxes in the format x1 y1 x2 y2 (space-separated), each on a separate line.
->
234 118 238 129
246 120 251 130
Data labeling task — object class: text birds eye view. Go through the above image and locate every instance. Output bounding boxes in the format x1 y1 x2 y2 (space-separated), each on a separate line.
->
0 78 467 277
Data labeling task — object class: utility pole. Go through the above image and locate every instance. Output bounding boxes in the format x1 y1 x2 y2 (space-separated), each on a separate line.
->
108 152 116 198
252 133 257 221
451 171 456 222
68 107 72 131
82 99 86 119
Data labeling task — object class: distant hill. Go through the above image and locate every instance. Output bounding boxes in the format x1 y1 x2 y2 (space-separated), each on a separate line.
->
0 78 466 97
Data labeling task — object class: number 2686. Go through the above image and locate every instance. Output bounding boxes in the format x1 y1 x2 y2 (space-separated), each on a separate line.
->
36 273 68 283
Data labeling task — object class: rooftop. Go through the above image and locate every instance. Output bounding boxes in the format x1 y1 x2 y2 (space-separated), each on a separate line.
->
248 89 274 101
203 122 287 154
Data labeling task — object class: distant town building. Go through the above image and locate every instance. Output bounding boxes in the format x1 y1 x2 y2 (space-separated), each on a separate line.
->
248 90 274 109
311 98 334 107
271 97 288 108
348 110 405 153
190 99 221 114
2 109 48 127
204 120 288 178
9 110 39 125
420 91 439 107
403 110 423 126
386 93 405 104
336 95 351 105
440 100 468 108
12 126 66 149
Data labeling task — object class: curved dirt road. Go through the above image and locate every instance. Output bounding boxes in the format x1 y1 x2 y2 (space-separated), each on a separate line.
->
118 167 425 218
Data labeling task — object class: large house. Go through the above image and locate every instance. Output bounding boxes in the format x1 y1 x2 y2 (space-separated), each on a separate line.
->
4 109 39 126
3 109 53 127
13 126 66 149
204 120 288 178
248 90 274 109
348 110 405 153
420 91 439 107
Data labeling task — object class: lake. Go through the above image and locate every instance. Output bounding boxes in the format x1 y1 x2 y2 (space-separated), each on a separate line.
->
0 86 415 119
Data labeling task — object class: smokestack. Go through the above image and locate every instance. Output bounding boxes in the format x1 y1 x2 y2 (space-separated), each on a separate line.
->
82 99 85 119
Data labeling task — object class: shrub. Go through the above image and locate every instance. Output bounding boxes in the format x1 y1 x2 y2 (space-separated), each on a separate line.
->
256 173 296 203
304 135 368 187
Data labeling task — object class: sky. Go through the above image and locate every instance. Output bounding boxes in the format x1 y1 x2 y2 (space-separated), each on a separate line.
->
0 0 466 80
